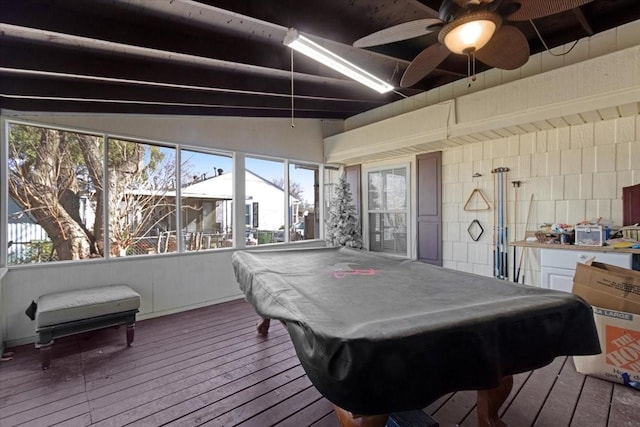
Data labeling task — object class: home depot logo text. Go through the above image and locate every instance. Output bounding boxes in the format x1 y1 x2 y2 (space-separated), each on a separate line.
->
605 325 640 372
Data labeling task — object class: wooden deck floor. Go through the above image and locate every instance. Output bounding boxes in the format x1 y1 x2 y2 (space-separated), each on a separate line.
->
1 299 638 427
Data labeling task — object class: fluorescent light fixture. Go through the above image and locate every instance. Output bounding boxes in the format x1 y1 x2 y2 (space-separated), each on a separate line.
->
439 11 501 54
283 28 394 94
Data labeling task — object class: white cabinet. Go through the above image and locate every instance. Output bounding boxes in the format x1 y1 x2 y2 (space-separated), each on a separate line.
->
540 249 633 292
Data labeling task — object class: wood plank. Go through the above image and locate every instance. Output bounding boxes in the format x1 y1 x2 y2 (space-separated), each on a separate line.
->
52 413 93 426
89 338 294 421
459 368 532 427
90 355 301 426
164 371 312 426
607 383 640 427
1 398 89 427
424 393 453 414
83 315 263 383
0 338 81 381
2 324 280 414
276 394 335 427
0 303 258 402
90 349 298 426
86 326 290 401
135 363 306 426
0 382 86 418
85 322 285 392
501 357 565 426
310 412 340 427
534 357 585 426
0 348 84 395
431 389 476 426
22 402 90 427
387 410 439 427
233 381 321 427
570 376 613 427
87 331 291 406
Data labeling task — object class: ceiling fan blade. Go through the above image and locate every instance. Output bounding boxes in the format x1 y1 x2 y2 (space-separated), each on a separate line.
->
400 43 450 88
506 0 594 21
353 18 442 48
475 25 529 70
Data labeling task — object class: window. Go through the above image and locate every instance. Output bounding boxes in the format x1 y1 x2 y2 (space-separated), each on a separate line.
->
7 123 105 264
107 138 177 257
3 120 324 265
289 163 319 241
244 202 258 227
181 149 233 251
367 166 408 255
245 157 285 245
323 167 342 234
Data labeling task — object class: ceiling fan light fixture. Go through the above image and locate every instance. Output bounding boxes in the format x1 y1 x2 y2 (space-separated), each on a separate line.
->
439 11 502 54
284 28 394 94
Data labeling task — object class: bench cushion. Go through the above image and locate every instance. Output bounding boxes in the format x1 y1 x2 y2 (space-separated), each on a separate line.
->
36 285 141 328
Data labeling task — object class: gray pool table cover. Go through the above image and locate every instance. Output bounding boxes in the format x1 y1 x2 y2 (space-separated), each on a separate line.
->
232 247 600 415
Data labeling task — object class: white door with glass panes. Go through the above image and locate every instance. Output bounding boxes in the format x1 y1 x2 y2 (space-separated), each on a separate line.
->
365 165 409 256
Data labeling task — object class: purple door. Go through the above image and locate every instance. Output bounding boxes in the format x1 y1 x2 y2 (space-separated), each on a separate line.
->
417 152 442 265
623 183 640 225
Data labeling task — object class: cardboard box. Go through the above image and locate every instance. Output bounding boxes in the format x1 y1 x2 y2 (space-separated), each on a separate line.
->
572 262 640 315
572 307 640 385
572 261 640 385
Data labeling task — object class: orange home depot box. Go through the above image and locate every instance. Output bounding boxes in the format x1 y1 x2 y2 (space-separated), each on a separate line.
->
572 261 640 385
572 308 640 384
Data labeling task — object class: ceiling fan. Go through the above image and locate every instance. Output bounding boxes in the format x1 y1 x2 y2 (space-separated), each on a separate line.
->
353 0 594 88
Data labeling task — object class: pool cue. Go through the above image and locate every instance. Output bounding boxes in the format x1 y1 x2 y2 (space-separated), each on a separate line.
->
493 168 503 279
516 193 534 284
493 171 498 278
492 168 510 279
498 172 504 279
501 170 508 280
498 170 502 278
511 181 521 282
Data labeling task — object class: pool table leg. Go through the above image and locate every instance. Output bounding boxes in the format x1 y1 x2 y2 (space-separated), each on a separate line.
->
333 405 388 427
477 375 513 427
257 318 271 336
256 318 288 336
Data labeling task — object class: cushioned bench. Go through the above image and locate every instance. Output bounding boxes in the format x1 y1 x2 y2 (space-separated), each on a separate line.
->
35 285 140 369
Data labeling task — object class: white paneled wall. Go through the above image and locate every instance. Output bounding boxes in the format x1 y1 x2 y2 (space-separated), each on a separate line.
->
441 116 640 286
346 20 640 132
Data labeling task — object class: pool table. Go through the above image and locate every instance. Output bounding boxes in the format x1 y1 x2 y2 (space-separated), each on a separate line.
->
232 247 600 427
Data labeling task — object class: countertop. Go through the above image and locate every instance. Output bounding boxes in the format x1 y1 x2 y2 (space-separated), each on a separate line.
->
511 240 640 254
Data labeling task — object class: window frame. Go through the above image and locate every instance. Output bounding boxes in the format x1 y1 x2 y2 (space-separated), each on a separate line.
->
1 118 325 268
363 163 411 256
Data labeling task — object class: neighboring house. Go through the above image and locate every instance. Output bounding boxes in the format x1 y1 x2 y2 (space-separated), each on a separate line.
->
179 169 301 234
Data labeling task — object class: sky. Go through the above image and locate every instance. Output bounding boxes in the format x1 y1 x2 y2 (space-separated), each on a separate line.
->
182 150 316 204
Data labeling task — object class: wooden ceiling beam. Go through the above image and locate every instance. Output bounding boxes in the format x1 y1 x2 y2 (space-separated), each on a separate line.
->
0 41 394 103
572 7 594 36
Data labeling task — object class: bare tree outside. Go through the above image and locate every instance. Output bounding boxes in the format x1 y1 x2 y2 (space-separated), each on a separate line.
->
8 125 102 261
106 138 177 256
7 124 178 263
271 177 304 202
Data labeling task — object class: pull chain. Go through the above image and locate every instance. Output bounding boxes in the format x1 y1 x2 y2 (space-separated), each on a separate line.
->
290 49 295 128
467 51 477 87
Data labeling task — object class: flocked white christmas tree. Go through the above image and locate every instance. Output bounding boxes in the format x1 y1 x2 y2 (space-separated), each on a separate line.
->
326 174 363 248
